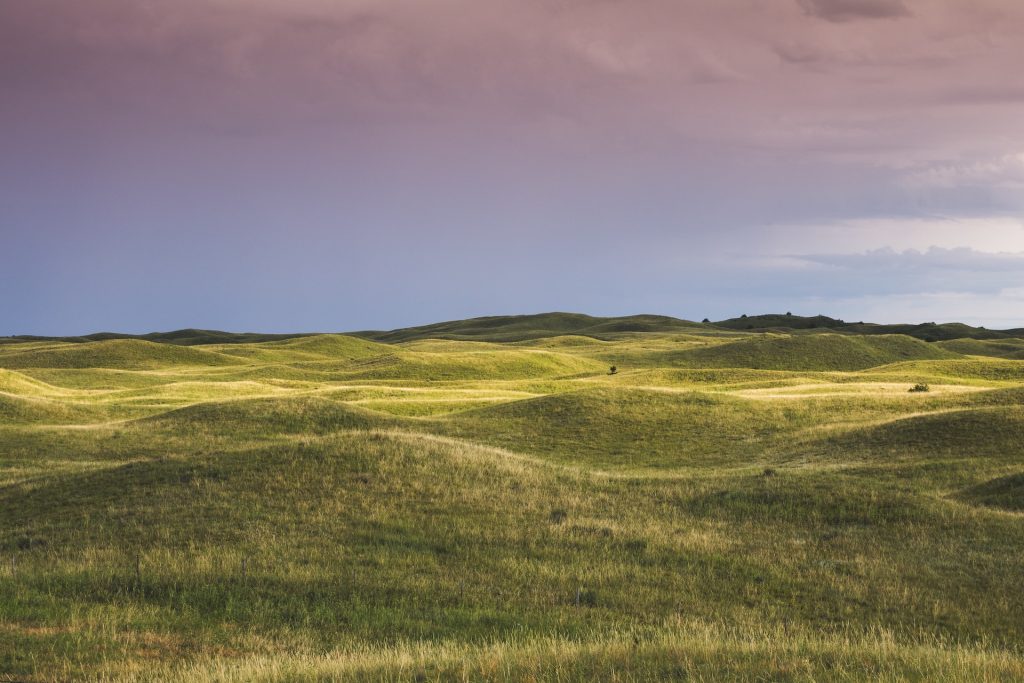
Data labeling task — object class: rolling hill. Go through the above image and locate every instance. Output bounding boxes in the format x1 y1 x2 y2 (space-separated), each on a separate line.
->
6 311 1024 347
670 333 958 371
354 312 708 343
2 314 1024 681
712 313 1020 341
0 339 244 370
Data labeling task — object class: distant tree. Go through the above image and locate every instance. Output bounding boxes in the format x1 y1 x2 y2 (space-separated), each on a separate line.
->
740 314 747 319
702 318 710 323
786 311 792 316
609 366 618 375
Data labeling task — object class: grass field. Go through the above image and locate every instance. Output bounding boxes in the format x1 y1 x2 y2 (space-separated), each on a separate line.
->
2 315 1024 681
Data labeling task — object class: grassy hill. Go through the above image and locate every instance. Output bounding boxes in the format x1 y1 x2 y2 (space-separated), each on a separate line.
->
712 313 1018 342
0 368 64 396
936 337 1024 359
6 311 1024 347
712 313 847 330
670 333 957 371
0 339 244 370
355 312 709 343
206 334 394 364
361 312 1024 344
0 329 315 346
2 318 1024 680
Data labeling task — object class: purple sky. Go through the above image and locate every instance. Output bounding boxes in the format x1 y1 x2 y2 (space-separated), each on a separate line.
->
4 0 1024 334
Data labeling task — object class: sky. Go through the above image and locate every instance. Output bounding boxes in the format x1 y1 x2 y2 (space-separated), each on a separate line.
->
3 0 1024 334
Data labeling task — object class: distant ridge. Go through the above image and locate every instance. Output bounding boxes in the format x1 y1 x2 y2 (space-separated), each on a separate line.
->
4 312 1022 345
0 328 317 347
356 312 1024 343
355 312 705 343
711 313 1023 342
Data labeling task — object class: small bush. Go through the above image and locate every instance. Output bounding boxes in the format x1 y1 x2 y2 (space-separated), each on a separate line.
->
574 587 598 607
621 539 647 554
909 383 930 393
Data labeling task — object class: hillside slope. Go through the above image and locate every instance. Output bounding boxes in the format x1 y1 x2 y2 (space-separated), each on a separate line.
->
2 327 1024 681
6 311 1023 347
0 339 245 370
670 333 958 371
355 312 706 343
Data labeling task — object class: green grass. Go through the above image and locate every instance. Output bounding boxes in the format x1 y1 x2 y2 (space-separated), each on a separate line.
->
669 334 956 371
355 313 711 343
712 313 1019 342
936 337 1024 359
2 324 1024 681
0 340 244 370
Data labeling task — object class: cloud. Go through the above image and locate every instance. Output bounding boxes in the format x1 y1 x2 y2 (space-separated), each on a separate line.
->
3 0 1023 155
794 246 1024 273
813 291 1024 327
796 0 911 22
757 216 1024 260
6 0 1024 333
755 246 1024 300
901 154 1024 190
659 244 1024 327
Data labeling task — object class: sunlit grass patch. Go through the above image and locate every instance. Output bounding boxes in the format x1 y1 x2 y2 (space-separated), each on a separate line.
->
2 328 1024 680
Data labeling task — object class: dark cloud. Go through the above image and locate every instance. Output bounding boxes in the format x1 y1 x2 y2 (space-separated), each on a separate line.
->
797 0 911 22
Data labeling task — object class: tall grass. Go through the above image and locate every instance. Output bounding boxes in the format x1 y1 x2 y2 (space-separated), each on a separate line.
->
2 330 1023 680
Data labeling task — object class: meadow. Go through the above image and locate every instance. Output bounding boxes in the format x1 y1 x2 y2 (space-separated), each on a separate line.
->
2 313 1024 681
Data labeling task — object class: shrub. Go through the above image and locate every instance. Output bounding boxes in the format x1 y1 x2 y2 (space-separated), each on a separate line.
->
909 383 930 393
574 586 598 607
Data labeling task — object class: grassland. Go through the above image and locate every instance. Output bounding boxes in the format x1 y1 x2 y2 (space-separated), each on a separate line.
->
2 316 1024 681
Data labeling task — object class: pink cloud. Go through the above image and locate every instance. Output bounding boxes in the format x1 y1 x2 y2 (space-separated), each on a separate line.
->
796 0 911 22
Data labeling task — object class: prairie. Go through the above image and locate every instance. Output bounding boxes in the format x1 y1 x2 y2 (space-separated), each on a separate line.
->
2 315 1023 681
